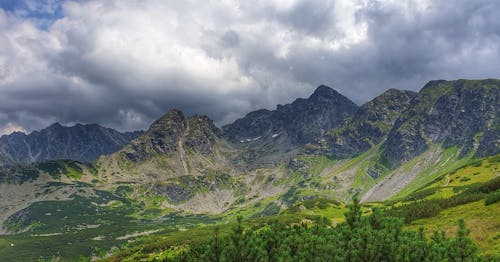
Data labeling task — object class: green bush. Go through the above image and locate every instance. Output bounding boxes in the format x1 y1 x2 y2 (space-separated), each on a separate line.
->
484 190 500 206
164 197 480 262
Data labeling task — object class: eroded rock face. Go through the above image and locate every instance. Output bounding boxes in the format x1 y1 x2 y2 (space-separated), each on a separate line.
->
184 115 220 156
155 184 193 203
0 123 142 165
309 89 417 158
121 109 187 161
383 79 500 167
476 128 500 157
120 110 222 162
223 85 359 146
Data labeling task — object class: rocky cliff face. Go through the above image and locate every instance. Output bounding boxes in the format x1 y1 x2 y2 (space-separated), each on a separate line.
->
221 85 359 167
185 115 221 156
0 123 142 165
120 109 188 162
120 110 221 162
382 79 500 167
223 85 358 147
308 89 417 158
102 109 228 180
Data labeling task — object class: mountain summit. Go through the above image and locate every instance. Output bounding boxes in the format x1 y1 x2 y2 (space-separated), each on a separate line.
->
223 85 358 147
120 109 221 163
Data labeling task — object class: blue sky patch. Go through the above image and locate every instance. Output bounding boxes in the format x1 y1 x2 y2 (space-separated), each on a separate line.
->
0 0 65 29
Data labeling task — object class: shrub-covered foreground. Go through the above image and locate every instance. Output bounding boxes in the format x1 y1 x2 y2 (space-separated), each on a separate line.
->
162 197 482 262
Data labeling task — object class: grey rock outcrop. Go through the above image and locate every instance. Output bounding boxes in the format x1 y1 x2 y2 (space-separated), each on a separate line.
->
120 109 221 162
221 85 359 167
382 79 500 167
309 88 417 157
223 85 358 147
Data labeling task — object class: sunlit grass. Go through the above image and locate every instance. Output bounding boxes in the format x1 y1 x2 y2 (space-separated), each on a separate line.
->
407 201 500 258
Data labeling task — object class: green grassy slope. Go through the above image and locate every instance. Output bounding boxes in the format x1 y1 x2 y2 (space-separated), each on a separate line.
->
386 155 500 257
408 201 500 258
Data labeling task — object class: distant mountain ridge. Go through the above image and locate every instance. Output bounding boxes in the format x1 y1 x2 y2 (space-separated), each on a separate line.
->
222 85 359 167
223 85 358 146
0 123 142 165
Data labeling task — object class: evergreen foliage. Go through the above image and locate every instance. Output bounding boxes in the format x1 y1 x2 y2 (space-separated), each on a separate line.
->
484 190 500 205
162 196 481 262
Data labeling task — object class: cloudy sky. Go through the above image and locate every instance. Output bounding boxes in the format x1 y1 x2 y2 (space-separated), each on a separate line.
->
1 0 499 134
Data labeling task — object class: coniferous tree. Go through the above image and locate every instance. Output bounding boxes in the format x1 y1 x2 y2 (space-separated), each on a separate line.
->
167 197 481 262
448 219 477 262
345 194 362 229
209 226 221 262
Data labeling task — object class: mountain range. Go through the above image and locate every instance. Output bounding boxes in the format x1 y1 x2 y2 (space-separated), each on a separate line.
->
0 123 142 165
0 78 498 260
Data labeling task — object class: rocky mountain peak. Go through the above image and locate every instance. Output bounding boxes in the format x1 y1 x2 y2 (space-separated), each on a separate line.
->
421 79 448 90
308 88 417 158
149 109 186 132
118 109 223 161
223 85 358 147
46 122 64 131
309 85 344 101
121 109 186 161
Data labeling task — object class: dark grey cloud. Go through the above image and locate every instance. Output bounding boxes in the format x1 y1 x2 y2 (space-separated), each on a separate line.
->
0 0 499 135
220 30 240 48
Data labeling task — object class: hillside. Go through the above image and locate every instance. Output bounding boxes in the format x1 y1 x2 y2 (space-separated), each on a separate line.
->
97 155 500 261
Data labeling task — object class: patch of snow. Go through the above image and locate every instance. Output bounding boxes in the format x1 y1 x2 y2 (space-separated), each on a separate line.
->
75 224 101 230
240 136 262 142
31 233 62 237
116 229 160 240
92 235 105 241
272 133 280 138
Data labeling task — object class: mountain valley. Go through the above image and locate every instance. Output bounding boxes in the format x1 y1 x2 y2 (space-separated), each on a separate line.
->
0 79 498 261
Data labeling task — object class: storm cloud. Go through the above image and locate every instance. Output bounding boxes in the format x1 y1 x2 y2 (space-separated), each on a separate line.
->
0 0 499 134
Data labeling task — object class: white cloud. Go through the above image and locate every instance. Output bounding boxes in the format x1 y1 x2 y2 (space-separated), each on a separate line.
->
0 0 499 132
0 122 27 136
